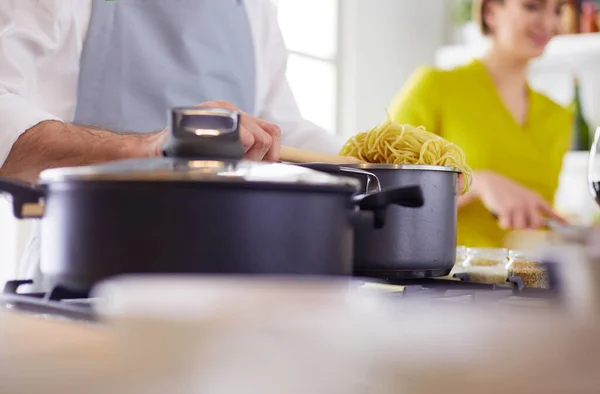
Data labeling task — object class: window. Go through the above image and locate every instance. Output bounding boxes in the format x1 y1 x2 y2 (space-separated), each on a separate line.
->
275 0 340 134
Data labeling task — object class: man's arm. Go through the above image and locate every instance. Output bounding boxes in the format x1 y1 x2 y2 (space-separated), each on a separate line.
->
0 1 160 183
0 121 164 183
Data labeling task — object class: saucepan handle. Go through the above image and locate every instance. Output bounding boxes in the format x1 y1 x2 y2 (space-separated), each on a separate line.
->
353 185 424 229
294 163 381 193
0 178 46 219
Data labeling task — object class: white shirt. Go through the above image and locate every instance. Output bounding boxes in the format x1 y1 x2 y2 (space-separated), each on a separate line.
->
0 0 344 166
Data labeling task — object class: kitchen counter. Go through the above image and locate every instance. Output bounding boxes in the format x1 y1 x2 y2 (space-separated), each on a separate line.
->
0 274 581 394
0 311 184 394
0 310 109 357
0 311 117 393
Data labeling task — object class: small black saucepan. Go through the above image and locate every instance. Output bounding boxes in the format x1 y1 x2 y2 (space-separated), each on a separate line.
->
300 163 460 279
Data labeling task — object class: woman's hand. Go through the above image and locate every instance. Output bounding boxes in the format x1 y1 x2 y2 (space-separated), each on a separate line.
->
472 170 564 230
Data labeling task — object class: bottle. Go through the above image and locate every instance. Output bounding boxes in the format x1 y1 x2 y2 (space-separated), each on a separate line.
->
572 76 592 151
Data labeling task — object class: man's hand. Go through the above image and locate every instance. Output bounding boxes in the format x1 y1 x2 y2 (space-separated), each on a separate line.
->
0 101 281 183
198 101 281 162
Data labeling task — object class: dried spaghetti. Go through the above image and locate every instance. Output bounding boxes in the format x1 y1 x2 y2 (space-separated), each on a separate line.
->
339 116 473 192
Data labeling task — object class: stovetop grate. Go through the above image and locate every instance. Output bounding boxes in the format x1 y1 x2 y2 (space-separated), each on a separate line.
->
1 280 96 321
359 261 561 300
1 272 560 321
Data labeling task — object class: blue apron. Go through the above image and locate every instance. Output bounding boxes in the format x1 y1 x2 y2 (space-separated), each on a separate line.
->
22 0 257 290
73 0 256 131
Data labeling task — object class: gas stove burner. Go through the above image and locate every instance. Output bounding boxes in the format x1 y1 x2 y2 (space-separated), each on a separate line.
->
1 280 96 322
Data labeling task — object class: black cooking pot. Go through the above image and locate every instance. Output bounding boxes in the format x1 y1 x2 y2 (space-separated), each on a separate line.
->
348 164 459 278
301 163 459 279
0 108 424 292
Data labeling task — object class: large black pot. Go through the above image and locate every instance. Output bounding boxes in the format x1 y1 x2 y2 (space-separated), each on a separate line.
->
0 108 424 292
0 159 422 292
0 108 423 292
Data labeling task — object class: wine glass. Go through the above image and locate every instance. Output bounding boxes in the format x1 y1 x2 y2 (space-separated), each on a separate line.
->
588 127 600 208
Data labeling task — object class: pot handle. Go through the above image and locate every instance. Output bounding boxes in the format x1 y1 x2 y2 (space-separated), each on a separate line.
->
294 163 381 193
0 178 46 219
353 185 424 229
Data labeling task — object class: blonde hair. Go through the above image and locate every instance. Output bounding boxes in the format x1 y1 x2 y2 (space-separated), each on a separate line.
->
473 0 504 35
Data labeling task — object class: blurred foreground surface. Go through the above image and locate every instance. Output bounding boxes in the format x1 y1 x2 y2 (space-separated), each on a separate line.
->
3 266 600 394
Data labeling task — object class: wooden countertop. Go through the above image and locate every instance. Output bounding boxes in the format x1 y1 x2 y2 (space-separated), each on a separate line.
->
0 311 178 394
0 311 111 357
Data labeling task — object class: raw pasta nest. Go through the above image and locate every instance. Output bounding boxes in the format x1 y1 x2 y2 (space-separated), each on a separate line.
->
339 116 473 193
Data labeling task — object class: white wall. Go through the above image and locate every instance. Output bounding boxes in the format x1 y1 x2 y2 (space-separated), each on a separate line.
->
338 0 451 136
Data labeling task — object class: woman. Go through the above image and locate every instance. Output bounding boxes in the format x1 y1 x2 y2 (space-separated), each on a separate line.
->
389 0 572 247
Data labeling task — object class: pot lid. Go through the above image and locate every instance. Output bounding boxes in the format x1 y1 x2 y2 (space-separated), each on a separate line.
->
39 158 361 190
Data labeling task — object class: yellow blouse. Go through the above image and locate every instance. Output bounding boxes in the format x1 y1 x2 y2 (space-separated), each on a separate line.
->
389 59 572 248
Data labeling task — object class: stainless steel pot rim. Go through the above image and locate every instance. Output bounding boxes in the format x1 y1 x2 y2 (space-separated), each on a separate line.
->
343 163 460 173
39 158 362 189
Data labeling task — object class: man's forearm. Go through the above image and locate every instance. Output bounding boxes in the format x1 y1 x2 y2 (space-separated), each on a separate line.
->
0 120 163 182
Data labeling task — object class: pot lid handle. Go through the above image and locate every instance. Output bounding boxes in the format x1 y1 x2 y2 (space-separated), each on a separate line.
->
163 107 245 160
